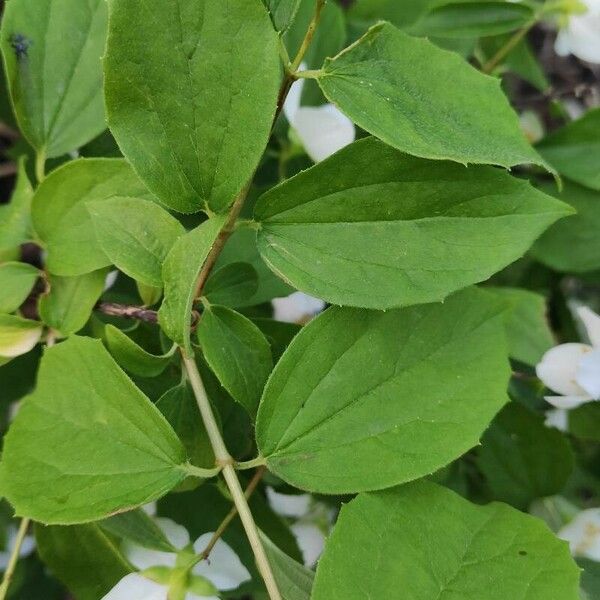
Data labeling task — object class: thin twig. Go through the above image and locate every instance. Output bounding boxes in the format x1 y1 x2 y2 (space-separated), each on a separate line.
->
193 185 250 301
96 302 159 324
276 0 327 118
482 21 536 74
0 518 30 600
0 162 17 178
195 466 266 564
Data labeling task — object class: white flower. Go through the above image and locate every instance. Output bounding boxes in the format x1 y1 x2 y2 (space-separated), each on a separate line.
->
536 306 600 409
102 518 250 600
555 0 600 63
104 270 119 291
558 508 600 560
519 110 544 144
283 64 355 162
266 487 312 518
272 292 325 324
266 487 329 567
0 524 35 571
290 523 325 568
544 407 569 432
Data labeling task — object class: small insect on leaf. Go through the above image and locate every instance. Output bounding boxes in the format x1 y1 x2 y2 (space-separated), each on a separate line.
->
9 33 32 60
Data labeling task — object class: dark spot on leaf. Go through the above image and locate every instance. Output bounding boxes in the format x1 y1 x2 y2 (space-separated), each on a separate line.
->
519 550 527 556
9 33 32 61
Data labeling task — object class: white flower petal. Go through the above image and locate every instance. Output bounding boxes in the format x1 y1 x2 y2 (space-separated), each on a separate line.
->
559 509 600 561
544 408 569 432
291 523 325 567
101 573 167 600
272 292 325 324
283 63 307 124
192 535 251 591
124 545 177 572
536 343 592 396
143 502 157 516
293 105 355 162
554 28 572 56
577 347 600 399
104 270 119 292
555 10 600 63
544 394 592 409
266 487 312 518
124 518 187 571
577 307 600 347
185 594 218 600
156 517 190 549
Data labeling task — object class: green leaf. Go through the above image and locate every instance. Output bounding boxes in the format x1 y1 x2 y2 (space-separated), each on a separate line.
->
410 1 533 38
255 137 571 309
578 558 600 600
38 270 106 337
531 181 600 273
104 324 174 377
0 336 187 523
569 403 600 442
0 157 33 251
100 509 176 552
197 304 273 417
260 531 314 600
256 287 510 493
481 35 548 91
0 262 39 314
537 109 600 191
0 314 42 359
312 481 580 600
136 281 163 307
348 0 438 28
316 23 547 169
216 228 293 307
0 0 107 158
264 0 302 31
158 216 226 356
252 318 301 362
477 403 574 509
31 158 156 276
156 382 214 470
488 287 555 366
88 197 185 287
104 0 281 213
35 523 131 600
203 262 259 308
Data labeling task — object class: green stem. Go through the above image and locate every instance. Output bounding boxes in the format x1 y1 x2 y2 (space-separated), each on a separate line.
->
275 0 327 118
482 20 536 74
182 356 282 600
193 184 250 301
236 456 267 470
184 463 222 479
35 150 46 185
293 69 323 80
290 0 327 73
0 518 30 600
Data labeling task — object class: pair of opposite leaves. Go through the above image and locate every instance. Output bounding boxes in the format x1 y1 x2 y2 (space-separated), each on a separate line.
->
27 136 570 358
